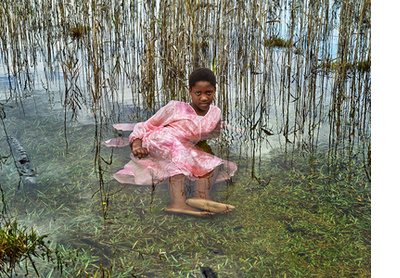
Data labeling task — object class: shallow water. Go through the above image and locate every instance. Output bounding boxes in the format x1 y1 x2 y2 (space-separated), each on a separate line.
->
0 0 370 276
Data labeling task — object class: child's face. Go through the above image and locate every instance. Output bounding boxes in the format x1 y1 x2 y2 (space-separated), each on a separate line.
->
189 81 216 116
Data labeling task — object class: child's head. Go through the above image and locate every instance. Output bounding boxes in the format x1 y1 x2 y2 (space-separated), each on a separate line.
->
189 68 216 89
188 68 216 116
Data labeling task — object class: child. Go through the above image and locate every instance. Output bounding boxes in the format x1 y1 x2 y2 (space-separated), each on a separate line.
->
110 68 237 216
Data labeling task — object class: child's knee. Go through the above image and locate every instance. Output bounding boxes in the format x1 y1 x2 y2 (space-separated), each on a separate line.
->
169 174 186 182
199 170 214 179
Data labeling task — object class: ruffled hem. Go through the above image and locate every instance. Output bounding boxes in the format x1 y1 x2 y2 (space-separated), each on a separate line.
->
113 157 237 186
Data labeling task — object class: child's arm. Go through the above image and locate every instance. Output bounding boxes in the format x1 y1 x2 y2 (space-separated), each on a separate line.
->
130 138 148 159
128 101 176 158
207 120 222 139
221 121 246 133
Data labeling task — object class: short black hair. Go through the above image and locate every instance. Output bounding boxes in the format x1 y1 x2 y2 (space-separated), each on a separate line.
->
188 68 216 89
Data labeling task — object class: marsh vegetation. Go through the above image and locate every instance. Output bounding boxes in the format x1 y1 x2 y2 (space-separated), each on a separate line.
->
0 0 370 277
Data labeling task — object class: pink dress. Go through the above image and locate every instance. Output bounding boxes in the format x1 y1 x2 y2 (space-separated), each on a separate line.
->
106 101 237 185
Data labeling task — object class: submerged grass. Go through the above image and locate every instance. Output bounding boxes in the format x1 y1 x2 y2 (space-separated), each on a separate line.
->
0 113 370 277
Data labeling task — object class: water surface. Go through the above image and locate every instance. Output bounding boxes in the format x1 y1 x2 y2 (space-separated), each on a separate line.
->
0 0 371 276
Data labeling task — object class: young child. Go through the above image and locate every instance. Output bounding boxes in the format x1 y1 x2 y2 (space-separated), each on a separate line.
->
110 68 237 216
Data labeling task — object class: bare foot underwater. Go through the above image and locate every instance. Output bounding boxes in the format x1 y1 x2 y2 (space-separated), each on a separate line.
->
185 198 235 213
164 203 215 217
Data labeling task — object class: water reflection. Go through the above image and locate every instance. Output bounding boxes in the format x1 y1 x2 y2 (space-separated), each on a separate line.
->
0 0 370 276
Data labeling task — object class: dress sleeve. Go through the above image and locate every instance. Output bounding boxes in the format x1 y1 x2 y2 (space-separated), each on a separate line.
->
129 101 176 143
200 107 222 140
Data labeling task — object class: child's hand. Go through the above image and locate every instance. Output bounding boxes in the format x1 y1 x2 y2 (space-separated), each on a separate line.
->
130 139 149 159
132 147 148 159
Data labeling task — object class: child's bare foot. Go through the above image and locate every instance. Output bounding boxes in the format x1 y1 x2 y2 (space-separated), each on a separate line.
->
186 198 235 213
164 204 214 217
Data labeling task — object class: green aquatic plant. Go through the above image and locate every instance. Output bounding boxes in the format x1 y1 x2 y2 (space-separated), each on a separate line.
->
0 216 63 277
355 60 371 72
69 25 89 40
318 59 371 73
264 36 292 48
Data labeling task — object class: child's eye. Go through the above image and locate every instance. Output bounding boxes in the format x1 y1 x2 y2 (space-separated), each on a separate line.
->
195 92 201 95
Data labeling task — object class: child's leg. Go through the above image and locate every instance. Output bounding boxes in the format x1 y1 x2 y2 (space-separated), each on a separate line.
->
164 174 213 216
193 167 218 199
186 167 235 213
167 174 187 206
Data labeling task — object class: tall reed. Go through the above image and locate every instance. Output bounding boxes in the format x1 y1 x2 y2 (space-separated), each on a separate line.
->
0 0 371 192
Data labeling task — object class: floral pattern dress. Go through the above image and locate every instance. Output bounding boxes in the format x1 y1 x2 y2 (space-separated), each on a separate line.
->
108 101 237 185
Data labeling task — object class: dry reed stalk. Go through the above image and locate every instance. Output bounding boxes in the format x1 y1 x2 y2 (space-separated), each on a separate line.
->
0 0 371 181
